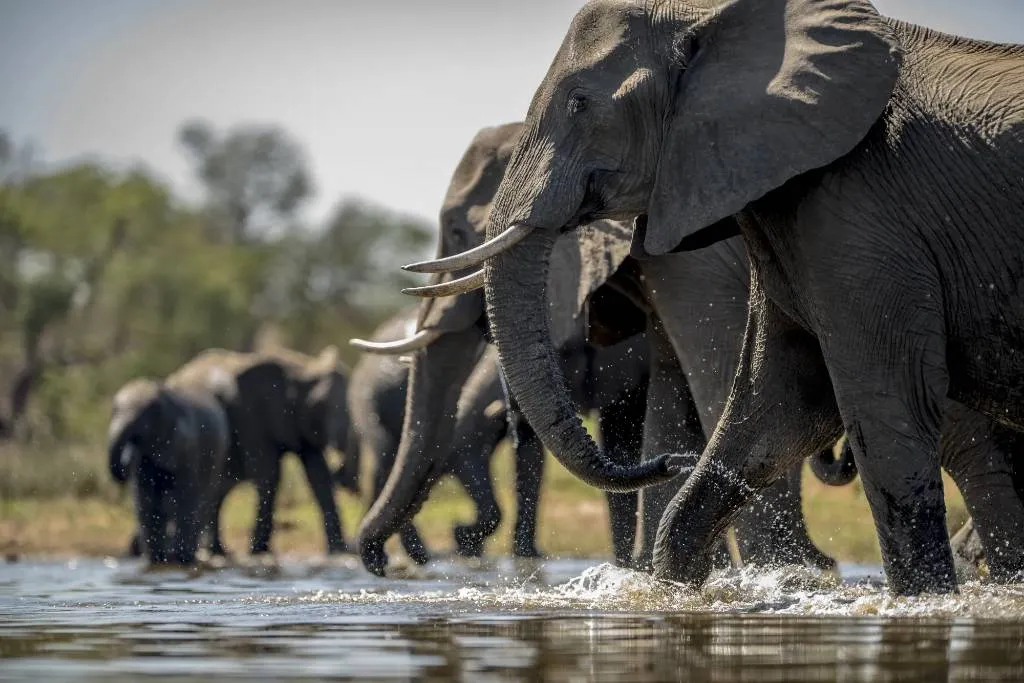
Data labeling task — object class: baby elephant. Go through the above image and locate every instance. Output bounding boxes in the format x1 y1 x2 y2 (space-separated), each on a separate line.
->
108 378 230 564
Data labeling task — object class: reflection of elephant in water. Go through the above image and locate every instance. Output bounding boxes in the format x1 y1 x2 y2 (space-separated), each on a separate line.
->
356 122 844 575
109 377 229 564
168 346 352 556
423 1 1024 593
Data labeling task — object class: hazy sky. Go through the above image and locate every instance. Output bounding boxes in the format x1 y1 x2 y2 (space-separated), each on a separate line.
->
2 0 1023 225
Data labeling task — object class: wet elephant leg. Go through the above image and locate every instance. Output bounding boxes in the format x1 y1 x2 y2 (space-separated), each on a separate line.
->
134 467 169 563
941 403 1024 582
298 448 348 554
250 453 281 555
451 450 503 557
732 462 837 570
824 307 955 594
448 361 508 557
512 418 544 558
371 436 429 565
598 388 645 568
170 471 202 565
635 317 720 572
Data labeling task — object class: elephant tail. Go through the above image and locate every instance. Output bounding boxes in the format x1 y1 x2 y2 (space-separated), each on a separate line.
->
808 440 857 487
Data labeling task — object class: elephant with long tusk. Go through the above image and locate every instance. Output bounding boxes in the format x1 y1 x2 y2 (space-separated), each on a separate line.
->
432 0 1024 594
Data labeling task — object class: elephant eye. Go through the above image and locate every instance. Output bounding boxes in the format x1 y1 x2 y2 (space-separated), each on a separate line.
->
567 93 588 116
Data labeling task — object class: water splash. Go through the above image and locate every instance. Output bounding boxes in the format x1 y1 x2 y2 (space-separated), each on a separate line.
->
245 562 1024 619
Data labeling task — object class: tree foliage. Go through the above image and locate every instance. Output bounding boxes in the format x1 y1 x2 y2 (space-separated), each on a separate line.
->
0 122 433 444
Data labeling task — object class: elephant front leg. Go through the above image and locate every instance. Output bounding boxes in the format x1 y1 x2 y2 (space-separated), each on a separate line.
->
511 420 544 558
370 444 429 565
250 455 281 555
598 389 645 568
653 294 842 585
133 473 170 564
298 448 348 554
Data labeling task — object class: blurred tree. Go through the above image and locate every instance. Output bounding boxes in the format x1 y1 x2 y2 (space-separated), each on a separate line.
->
178 119 312 244
270 197 433 360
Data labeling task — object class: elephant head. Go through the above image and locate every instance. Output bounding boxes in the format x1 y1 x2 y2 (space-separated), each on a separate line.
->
351 122 643 574
108 378 188 482
408 0 899 492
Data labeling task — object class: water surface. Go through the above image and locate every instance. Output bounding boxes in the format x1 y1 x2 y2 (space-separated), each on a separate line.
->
2 557 1023 681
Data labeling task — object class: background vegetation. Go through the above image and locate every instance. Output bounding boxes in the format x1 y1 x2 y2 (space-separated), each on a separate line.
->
0 122 967 564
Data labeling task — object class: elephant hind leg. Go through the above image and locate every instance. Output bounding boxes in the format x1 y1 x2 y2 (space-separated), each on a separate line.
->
942 404 1024 582
298 448 348 554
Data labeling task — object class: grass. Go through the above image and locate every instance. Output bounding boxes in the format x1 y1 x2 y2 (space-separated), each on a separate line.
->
0 439 968 564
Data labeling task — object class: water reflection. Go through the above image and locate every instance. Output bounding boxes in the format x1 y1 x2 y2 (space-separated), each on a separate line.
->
1 559 1023 681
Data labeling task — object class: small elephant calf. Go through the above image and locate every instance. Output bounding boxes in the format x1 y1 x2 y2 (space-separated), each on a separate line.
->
108 378 230 564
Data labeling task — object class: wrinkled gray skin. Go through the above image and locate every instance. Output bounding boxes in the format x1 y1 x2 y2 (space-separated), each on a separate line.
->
471 0 1024 594
166 347 352 556
109 377 229 564
344 310 524 564
356 124 653 575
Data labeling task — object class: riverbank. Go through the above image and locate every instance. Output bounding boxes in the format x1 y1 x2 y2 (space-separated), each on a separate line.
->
0 444 968 564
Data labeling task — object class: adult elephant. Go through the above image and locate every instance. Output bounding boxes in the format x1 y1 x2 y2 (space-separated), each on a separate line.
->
168 346 352 556
355 123 841 575
412 0 1024 594
351 124 651 575
108 376 230 564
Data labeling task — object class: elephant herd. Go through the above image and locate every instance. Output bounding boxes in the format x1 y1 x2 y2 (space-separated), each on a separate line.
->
110 0 1024 596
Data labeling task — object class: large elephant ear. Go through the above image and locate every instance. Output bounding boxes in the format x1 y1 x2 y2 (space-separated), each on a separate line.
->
642 0 901 255
547 220 632 349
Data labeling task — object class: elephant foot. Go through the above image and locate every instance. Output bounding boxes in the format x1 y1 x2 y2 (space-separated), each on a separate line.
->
454 525 487 557
359 538 388 577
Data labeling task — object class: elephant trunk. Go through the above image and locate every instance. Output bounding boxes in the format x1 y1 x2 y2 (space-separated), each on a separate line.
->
808 441 857 486
357 327 483 575
483 229 679 492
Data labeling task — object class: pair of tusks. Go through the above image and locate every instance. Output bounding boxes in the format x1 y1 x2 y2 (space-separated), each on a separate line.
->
349 224 534 354
399 223 533 298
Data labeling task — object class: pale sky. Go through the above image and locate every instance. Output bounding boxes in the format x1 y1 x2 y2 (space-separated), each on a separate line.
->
1 0 1022 226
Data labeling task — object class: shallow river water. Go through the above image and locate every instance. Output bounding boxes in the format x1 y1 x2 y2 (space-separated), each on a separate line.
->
2 557 1024 681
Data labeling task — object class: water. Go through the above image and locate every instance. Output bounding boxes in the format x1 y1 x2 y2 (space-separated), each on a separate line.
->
2 557 1024 681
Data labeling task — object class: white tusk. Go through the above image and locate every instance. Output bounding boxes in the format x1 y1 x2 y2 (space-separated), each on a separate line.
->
349 329 442 354
402 269 485 298
402 224 533 273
